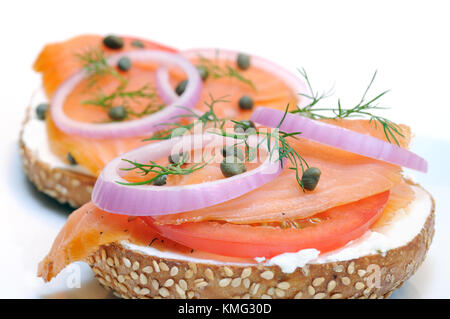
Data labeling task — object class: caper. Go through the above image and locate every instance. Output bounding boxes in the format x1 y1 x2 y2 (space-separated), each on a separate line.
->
196 65 209 81
103 35 124 50
237 53 251 70
67 152 77 165
36 103 49 120
220 156 246 177
234 120 256 133
131 40 144 48
168 152 189 165
301 167 321 191
222 146 245 161
108 106 127 121
238 95 254 110
153 175 167 186
117 56 131 71
175 80 188 96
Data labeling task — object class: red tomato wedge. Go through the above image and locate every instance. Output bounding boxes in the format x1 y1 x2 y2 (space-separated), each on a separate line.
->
142 191 390 258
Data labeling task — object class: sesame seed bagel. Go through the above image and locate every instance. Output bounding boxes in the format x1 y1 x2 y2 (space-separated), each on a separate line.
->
87 191 434 299
19 107 95 208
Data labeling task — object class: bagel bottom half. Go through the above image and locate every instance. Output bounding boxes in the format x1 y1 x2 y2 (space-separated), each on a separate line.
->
85 188 434 299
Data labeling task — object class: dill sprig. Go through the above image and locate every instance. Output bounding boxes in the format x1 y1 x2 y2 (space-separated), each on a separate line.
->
145 94 230 141
197 53 256 90
75 47 126 87
293 68 404 145
117 156 210 186
82 84 164 120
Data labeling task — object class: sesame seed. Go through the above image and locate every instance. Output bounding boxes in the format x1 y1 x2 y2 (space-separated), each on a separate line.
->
358 269 366 277
139 288 150 295
308 285 315 295
130 271 138 280
152 260 160 272
139 274 148 285
243 278 250 289
355 282 365 290
151 279 159 290
170 266 179 277
111 268 117 278
267 287 274 296
185 269 194 279
188 262 197 274
370 293 378 299
132 261 140 271
118 275 125 283
314 293 326 299
142 266 153 274
312 277 325 287
71 179 81 187
118 283 128 293
363 287 372 296
241 267 252 278
159 287 170 297
242 293 250 299
195 281 208 288
164 279 174 287
251 283 260 295
187 291 195 299
123 257 131 268
205 268 214 281
114 256 120 267
219 278 232 287
175 284 186 298
341 277 351 285
294 291 303 299
105 274 111 282
347 262 355 274
178 279 187 291
231 278 242 288
92 267 102 275
260 270 274 280
101 249 106 262
331 293 343 299
261 294 271 299
159 262 169 272
334 265 344 273
97 277 107 286
277 282 290 290
133 287 140 294
327 280 337 292
106 257 114 267
275 288 285 298
223 267 234 277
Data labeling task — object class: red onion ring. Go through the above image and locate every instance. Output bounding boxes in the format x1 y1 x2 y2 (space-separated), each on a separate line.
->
92 133 283 216
50 50 202 139
155 48 310 107
250 107 428 173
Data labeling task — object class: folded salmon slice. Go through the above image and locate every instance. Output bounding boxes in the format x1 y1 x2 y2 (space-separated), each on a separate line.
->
154 119 411 225
38 181 415 282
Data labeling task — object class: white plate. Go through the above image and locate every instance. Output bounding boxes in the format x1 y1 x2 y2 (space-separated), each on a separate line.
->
1 135 449 298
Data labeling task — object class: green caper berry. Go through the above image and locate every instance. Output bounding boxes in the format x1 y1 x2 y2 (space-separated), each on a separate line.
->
103 35 124 50
108 106 127 121
36 103 49 120
175 80 188 96
237 53 251 70
234 120 256 133
117 56 131 71
301 167 321 191
168 152 188 165
131 40 144 48
153 175 167 186
222 146 245 161
196 65 209 81
67 152 77 165
238 95 254 110
220 156 246 178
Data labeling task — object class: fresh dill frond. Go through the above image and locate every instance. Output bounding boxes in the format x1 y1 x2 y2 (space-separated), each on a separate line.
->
75 47 126 86
197 54 256 90
293 69 404 145
117 156 210 186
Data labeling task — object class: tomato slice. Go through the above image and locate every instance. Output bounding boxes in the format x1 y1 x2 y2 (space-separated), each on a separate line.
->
142 191 389 258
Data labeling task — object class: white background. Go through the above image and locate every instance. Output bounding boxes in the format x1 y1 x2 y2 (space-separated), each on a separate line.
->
0 0 449 298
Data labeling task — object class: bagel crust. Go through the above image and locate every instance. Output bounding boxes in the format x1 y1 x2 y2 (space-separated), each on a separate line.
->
86 195 434 299
19 107 95 208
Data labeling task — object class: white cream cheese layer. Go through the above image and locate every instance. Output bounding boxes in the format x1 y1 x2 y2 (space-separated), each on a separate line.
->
122 185 432 273
21 88 93 176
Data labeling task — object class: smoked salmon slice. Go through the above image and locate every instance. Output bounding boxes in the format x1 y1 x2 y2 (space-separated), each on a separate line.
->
35 36 304 175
